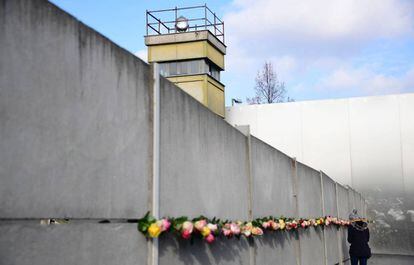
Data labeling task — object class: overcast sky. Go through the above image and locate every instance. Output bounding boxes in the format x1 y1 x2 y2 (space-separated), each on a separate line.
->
50 0 414 105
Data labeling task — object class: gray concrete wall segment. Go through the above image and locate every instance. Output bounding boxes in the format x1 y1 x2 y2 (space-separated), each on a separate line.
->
296 162 323 217
0 222 148 265
250 136 298 265
159 78 251 264
250 136 296 217
254 232 298 265
159 77 249 220
325 226 340 265
322 173 338 216
298 228 325 265
0 0 151 219
340 228 350 261
337 185 350 219
159 234 250 265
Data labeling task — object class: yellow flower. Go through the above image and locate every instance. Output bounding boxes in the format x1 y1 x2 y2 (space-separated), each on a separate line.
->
201 226 211 237
148 223 162 238
279 219 286 230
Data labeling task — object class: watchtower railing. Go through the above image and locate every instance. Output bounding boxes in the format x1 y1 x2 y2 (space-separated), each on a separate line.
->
146 4 225 43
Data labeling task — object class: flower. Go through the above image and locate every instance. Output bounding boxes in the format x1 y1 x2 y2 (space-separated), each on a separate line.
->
181 229 191 239
205 233 215 243
195 219 207 231
223 228 232 237
252 226 264 236
148 223 162 238
270 220 280 230
182 221 194 233
157 219 171 232
279 219 286 230
242 222 253 237
230 222 241 235
201 226 211 237
262 221 270 229
207 223 218 232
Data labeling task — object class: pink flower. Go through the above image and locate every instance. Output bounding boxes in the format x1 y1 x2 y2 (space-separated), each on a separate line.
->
262 221 270 229
160 219 171 231
270 220 280 230
230 223 241 235
223 228 232 237
181 230 191 239
301 222 307 228
205 233 215 243
195 219 207 231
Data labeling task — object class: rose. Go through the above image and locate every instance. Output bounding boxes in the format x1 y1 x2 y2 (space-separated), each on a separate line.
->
301 221 307 228
242 222 253 237
157 219 171 232
270 220 280 230
223 228 232 237
181 229 191 239
252 226 263 236
195 219 207 231
262 221 270 229
230 222 241 235
207 223 218 232
201 226 211 237
182 221 194 233
222 223 232 237
205 233 215 243
148 223 162 238
279 219 286 230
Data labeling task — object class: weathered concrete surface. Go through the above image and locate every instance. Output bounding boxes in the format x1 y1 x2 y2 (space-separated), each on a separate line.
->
159 234 250 265
337 185 351 262
159 78 250 265
159 78 249 220
0 222 148 265
296 162 325 265
250 137 296 217
0 0 151 219
250 137 297 265
322 173 340 264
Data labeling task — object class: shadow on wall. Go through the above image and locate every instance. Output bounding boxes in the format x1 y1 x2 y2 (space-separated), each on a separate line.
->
255 229 299 251
159 230 301 265
159 233 249 265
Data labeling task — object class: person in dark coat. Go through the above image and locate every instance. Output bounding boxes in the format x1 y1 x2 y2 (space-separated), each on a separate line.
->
348 209 371 265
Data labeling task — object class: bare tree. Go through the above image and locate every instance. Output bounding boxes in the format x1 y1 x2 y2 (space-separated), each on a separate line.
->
247 61 292 104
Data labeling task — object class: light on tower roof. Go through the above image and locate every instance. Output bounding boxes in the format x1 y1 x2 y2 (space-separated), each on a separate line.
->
175 16 189 32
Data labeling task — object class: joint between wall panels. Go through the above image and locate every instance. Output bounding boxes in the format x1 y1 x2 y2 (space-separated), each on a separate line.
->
320 171 328 265
244 127 256 265
291 158 302 265
335 183 344 265
148 63 160 265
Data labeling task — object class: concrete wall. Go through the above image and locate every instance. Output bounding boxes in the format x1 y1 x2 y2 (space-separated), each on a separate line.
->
0 1 365 264
0 0 150 264
226 94 414 261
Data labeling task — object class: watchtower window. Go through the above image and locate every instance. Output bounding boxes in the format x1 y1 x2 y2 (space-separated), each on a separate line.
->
159 59 221 82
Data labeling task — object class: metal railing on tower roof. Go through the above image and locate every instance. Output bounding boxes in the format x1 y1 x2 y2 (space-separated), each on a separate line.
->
146 4 225 43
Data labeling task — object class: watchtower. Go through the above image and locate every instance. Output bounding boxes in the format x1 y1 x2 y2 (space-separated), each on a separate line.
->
145 5 226 117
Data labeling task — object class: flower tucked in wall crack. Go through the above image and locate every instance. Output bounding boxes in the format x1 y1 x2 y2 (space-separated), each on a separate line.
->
137 212 354 243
